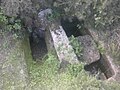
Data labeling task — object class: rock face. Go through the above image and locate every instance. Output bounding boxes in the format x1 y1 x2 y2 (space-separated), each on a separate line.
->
78 35 100 64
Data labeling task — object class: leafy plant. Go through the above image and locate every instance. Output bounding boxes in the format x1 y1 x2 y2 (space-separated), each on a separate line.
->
69 35 83 58
0 7 22 38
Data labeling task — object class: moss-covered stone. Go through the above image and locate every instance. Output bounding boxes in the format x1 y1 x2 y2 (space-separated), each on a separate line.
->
0 32 32 90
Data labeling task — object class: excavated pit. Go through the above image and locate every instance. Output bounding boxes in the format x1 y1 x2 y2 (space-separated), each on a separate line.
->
61 17 115 80
29 30 48 61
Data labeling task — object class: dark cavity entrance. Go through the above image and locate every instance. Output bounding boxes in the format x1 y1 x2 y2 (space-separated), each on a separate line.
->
84 54 115 80
29 29 48 61
61 17 87 37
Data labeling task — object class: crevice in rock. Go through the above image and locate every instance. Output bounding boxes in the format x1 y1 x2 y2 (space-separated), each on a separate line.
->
60 17 87 37
29 29 48 61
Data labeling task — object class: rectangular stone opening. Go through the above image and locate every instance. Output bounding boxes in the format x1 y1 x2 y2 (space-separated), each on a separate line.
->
84 54 115 80
29 29 48 61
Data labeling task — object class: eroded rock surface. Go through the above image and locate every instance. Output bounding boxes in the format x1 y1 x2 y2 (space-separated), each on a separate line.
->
78 35 100 64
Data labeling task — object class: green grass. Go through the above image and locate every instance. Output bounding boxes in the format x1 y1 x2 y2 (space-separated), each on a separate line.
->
28 54 120 90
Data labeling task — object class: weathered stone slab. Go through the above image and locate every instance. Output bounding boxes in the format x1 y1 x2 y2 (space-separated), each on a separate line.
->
45 23 79 66
50 26 79 64
78 35 100 64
